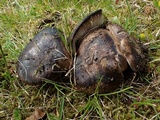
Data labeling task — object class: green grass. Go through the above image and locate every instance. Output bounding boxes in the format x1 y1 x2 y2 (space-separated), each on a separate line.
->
0 0 160 119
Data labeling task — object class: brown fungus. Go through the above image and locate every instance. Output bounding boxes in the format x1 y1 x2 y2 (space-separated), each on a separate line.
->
17 27 72 84
17 9 147 94
71 9 147 94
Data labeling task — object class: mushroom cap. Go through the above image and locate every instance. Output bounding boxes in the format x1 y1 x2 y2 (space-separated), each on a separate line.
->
71 10 147 94
106 23 147 72
70 9 106 54
75 28 126 93
17 27 71 84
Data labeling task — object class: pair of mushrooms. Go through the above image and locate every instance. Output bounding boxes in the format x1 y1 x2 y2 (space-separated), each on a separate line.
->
17 10 147 94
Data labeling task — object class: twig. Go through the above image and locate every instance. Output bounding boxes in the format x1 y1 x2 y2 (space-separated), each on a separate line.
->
73 53 77 86
134 111 148 120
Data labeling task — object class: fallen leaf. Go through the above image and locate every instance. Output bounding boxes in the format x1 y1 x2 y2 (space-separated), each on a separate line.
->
144 5 157 15
25 108 46 120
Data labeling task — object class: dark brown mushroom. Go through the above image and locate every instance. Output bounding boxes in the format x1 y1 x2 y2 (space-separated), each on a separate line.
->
17 27 72 85
71 9 147 94
17 9 147 94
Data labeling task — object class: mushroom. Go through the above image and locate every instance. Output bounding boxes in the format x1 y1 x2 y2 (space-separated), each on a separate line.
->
71 9 147 94
17 27 72 84
17 9 147 94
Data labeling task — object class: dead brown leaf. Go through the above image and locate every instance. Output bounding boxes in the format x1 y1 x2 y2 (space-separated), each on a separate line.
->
25 108 46 120
144 5 157 15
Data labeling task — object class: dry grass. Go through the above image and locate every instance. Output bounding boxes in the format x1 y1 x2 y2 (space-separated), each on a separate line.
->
0 0 160 119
